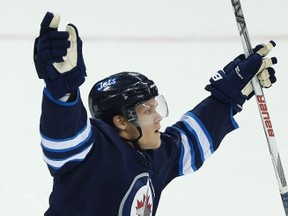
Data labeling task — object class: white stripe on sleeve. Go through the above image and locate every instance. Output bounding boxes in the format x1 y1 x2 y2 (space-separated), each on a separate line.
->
42 144 93 170
181 113 213 160
180 132 195 175
41 119 92 151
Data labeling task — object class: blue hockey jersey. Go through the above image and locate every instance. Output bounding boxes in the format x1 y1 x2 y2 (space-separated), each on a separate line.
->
40 87 238 216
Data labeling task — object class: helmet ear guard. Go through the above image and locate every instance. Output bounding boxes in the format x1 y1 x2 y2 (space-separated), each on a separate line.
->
123 108 137 122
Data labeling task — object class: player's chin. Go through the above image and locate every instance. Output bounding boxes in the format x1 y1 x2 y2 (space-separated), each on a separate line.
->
139 130 161 149
153 141 161 149
151 136 161 149
141 136 161 150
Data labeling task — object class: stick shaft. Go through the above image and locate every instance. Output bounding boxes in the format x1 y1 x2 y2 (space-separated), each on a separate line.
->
231 0 288 215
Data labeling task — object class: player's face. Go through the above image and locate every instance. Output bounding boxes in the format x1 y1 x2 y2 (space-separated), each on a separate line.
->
135 96 168 150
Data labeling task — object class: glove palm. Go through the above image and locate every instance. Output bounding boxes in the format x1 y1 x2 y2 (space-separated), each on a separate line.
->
34 12 86 99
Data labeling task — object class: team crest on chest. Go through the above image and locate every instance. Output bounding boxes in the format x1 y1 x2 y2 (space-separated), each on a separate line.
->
118 173 155 216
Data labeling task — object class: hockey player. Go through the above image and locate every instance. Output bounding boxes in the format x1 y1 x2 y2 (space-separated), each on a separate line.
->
34 12 277 216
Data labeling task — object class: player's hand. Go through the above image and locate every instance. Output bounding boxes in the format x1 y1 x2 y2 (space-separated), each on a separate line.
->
205 40 277 112
33 12 86 99
241 41 277 99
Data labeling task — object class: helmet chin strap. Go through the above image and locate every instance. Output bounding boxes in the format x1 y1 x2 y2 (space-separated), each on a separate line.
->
120 120 143 150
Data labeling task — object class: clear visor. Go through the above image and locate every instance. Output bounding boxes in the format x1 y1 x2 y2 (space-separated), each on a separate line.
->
134 95 169 126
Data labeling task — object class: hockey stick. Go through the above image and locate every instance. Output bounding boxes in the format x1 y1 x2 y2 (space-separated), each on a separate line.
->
230 0 288 215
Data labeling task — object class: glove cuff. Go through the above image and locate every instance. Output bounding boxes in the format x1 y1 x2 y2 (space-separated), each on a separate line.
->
232 93 248 113
45 66 86 99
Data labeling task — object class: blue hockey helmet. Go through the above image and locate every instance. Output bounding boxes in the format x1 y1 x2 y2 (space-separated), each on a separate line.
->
88 72 160 124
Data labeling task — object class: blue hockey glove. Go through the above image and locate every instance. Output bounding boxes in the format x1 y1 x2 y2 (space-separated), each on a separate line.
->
205 41 277 113
33 12 86 99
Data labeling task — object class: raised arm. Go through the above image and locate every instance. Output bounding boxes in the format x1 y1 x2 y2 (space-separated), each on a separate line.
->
34 12 93 176
172 41 277 175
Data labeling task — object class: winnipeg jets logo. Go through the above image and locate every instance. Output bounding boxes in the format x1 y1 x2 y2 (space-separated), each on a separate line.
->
96 78 116 91
118 173 155 216
136 193 152 216
131 178 154 216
